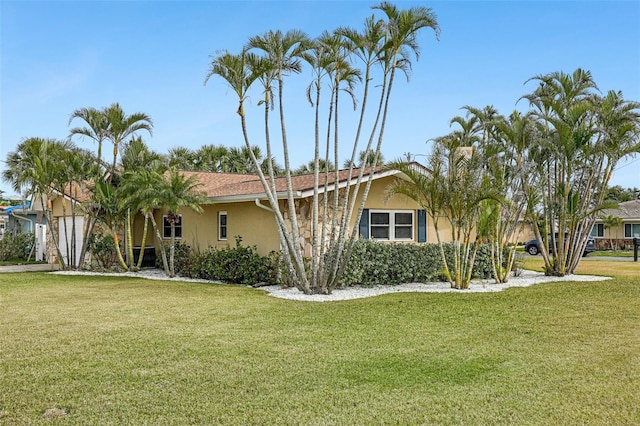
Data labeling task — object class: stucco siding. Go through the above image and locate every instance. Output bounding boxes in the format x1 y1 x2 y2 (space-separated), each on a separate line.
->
145 201 281 255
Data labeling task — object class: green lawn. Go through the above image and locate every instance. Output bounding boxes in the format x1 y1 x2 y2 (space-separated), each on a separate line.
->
1 263 639 425
589 250 635 257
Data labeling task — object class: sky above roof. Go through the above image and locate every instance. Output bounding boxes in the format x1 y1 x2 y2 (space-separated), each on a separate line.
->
1 1 639 196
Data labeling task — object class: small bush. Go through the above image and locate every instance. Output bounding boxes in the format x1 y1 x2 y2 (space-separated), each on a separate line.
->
87 233 117 269
154 240 193 273
161 237 275 286
0 232 35 261
190 237 274 285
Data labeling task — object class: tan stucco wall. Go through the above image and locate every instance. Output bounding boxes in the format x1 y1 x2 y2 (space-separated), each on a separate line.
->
51 195 74 217
141 200 282 255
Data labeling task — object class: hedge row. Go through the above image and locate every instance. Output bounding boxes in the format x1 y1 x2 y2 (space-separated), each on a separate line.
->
167 237 501 287
339 239 496 287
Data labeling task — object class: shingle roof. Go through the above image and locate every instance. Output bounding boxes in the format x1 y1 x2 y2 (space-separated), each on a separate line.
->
600 199 640 220
188 167 391 200
56 163 420 203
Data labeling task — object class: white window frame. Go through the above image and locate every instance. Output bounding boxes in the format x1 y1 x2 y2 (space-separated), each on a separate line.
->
590 223 604 238
162 214 182 239
624 223 640 238
218 211 227 241
369 209 414 242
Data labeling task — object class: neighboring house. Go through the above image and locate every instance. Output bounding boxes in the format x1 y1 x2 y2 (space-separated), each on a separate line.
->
0 206 7 239
1 197 48 261
592 199 640 250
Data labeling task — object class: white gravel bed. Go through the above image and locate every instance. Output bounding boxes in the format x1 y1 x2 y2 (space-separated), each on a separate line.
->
52 268 610 302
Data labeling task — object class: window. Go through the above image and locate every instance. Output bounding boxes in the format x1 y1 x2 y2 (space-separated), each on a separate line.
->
625 223 640 238
219 211 227 241
590 223 604 238
369 210 414 241
163 215 182 239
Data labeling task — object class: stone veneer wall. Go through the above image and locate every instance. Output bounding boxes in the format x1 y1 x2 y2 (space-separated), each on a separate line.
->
282 191 348 257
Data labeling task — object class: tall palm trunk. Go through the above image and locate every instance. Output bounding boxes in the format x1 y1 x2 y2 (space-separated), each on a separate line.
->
112 229 129 271
136 212 150 270
149 212 169 274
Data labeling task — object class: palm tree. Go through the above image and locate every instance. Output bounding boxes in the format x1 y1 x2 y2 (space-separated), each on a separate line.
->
294 159 335 175
103 103 153 178
159 169 206 277
93 177 128 270
247 30 310 282
519 69 640 275
119 137 166 270
2 138 77 268
222 146 264 174
195 144 228 172
346 2 440 280
387 134 494 289
522 69 601 275
206 49 311 293
68 106 110 169
167 146 197 170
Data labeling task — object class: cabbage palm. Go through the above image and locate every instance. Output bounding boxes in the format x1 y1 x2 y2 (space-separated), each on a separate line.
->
167 146 197 170
194 144 228 172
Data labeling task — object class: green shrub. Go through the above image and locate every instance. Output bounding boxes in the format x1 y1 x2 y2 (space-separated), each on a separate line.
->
339 240 497 287
153 240 193 274
161 237 275 286
0 231 35 261
190 237 274 285
87 233 117 269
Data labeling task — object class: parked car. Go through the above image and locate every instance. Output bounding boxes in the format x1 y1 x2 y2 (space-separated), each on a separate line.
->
524 236 596 257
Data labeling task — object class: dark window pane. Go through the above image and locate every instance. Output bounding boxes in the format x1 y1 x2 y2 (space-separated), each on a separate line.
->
395 226 412 239
371 212 389 225
395 212 412 225
371 226 390 239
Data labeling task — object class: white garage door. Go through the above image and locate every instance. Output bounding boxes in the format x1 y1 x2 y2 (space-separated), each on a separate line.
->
58 216 84 267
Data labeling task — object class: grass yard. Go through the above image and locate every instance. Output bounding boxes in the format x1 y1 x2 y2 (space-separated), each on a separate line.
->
1 262 639 425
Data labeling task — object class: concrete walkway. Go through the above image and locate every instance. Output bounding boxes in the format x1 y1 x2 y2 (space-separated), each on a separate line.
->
0 263 60 273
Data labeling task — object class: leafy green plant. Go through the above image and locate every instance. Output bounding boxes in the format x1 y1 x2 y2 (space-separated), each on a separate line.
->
191 236 274 285
340 240 499 287
87 233 117 269
163 236 275 286
0 231 35 261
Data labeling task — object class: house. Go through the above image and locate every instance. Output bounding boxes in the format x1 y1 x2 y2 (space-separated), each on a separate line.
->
50 166 459 266
592 199 640 250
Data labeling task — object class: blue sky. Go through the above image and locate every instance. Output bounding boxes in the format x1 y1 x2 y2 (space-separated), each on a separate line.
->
1 1 639 196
